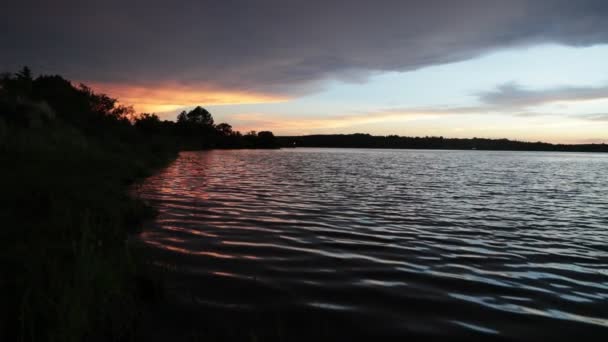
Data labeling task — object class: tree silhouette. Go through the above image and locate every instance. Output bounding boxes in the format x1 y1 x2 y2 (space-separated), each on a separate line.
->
0 67 281 150
134 113 161 132
12 66 34 97
185 106 214 126
16 66 32 81
257 131 276 147
177 110 187 123
216 122 233 136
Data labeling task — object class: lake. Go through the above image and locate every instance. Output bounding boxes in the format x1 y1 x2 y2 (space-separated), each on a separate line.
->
135 148 608 340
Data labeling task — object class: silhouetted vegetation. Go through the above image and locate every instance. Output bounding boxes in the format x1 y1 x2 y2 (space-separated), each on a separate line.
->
279 134 608 152
0 67 276 341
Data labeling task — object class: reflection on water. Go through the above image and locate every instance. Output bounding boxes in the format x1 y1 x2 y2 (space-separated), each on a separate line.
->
136 149 608 339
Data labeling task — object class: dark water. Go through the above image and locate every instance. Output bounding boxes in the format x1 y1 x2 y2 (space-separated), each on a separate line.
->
136 149 608 340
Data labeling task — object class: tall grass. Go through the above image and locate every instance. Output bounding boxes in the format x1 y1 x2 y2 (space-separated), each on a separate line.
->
0 68 277 341
0 121 175 341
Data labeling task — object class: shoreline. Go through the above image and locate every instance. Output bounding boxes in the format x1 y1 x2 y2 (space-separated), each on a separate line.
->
0 68 283 341
279 146 608 154
278 135 608 153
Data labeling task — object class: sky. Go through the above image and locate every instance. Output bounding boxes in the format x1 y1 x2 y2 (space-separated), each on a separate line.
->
2 0 608 143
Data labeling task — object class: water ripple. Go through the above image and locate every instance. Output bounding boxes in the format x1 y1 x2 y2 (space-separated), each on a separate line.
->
135 149 608 339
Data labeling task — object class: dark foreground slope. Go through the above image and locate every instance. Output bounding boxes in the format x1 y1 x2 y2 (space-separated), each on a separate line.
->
279 134 608 152
1 119 176 341
0 68 277 341
0 71 177 342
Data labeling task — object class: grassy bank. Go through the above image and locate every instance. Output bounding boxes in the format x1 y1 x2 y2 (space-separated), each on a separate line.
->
0 67 278 341
0 119 177 341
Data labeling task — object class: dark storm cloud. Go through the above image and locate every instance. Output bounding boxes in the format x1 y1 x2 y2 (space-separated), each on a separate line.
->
2 0 608 94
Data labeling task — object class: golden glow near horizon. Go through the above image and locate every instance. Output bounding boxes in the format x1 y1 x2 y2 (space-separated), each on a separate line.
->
225 112 606 144
82 45 608 144
206 44 608 144
87 82 288 114
228 111 442 133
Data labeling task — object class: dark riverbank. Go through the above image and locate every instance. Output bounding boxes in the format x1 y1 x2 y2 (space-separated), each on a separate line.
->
0 121 177 341
0 68 278 341
279 134 608 152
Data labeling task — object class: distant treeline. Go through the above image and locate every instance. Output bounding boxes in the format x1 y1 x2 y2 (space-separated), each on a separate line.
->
278 134 608 152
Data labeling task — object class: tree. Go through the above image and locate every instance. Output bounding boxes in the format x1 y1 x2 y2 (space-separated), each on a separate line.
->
215 122 233 136
134 113 161 132
185 106 214 126
13 66 33 97
257 131 276 147
243 130 258 147
111 104 136 122
177 111 187 123
15 66 32 81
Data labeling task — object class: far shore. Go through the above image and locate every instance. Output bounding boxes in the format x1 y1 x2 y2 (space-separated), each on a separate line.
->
277 134 608 153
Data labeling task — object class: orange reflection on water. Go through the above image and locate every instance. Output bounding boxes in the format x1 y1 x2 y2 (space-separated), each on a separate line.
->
148 151 215 202
141 231 234 259
163 225 218 238
221 240 270 247
212 271 239 278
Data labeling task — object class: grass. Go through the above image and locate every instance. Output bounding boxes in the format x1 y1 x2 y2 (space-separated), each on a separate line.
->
0 69 279 341
0 118 176 341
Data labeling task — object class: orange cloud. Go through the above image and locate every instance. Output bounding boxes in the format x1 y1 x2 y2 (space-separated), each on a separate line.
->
85 82 288 114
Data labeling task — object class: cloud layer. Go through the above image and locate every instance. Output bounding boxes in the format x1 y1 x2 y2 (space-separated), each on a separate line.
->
3 0 608 97
478 83 608 108
224 81 608 134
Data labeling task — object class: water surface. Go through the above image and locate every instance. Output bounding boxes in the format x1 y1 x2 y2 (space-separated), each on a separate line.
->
136 149 608 340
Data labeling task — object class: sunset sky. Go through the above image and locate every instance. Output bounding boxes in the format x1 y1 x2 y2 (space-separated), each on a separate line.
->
3 0 608 143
